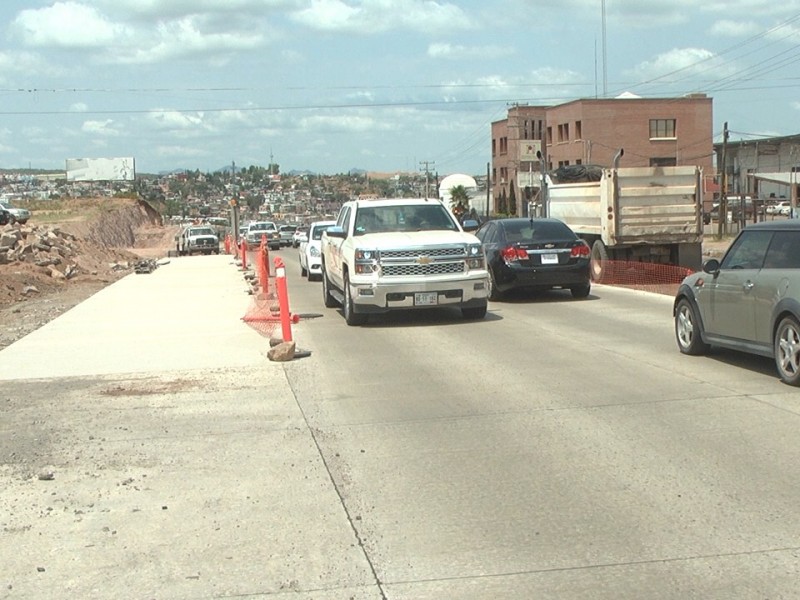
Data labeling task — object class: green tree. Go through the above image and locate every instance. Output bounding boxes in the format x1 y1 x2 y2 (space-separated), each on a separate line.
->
509 185 517 216
498 189 508 215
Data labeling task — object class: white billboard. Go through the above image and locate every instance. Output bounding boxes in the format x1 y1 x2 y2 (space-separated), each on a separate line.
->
66 157 136 182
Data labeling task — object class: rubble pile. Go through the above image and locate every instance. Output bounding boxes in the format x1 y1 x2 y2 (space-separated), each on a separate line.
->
0 223 132 279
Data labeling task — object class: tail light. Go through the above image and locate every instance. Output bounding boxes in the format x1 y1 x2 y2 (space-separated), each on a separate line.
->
501 246 529 262
570 241 590 258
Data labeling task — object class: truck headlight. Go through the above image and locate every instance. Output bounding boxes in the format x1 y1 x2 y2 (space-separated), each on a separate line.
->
466 244 485 270
354 248 379 274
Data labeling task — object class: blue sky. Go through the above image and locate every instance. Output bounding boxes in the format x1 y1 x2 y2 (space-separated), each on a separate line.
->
0 0 799 176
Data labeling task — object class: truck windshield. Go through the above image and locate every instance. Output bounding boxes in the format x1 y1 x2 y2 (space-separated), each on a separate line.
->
353 205 458 236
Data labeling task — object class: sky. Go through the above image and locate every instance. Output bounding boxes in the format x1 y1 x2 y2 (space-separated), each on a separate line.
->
0 0 799 176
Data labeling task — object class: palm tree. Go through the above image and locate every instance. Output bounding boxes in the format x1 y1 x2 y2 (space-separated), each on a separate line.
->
449 185 470 218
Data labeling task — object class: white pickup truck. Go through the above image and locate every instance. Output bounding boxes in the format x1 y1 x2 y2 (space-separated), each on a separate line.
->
320 197 489 325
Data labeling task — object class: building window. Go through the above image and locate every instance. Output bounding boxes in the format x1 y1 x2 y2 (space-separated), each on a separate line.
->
546 126 552 145
523 120 529 139
650 119 676 139
557 123 570 143
575 120 582 140
650 157 677 167
492 139 496 156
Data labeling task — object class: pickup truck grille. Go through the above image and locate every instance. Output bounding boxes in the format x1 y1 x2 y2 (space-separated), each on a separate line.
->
378 245 466 277
382 262 465 277
381 247 465 260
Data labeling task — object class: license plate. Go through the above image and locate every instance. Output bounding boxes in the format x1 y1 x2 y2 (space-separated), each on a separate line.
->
415 292 438 306
541 253 558 265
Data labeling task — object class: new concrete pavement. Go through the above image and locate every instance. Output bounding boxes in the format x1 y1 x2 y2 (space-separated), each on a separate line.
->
0 255 383 599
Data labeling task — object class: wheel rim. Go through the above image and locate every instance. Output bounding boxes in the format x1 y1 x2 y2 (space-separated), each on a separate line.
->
676 304 694 349
778 322 800 377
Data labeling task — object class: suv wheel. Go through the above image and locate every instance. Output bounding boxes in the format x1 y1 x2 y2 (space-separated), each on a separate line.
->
675 298 709 356
775 316 800 386
343 272 367 326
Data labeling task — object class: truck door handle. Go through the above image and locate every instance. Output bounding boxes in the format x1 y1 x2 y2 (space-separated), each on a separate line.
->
743 281 754 291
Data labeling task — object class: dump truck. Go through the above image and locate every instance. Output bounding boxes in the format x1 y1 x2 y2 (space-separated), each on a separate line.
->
546 161 704 280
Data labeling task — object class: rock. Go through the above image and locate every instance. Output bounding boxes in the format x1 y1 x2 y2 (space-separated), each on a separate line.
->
22 285 40 295
267 341 296 362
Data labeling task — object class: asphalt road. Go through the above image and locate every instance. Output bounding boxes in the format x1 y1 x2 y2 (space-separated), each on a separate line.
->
2 247 800 599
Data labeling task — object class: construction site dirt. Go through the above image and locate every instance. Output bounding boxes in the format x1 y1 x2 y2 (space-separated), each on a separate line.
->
0 198 180 350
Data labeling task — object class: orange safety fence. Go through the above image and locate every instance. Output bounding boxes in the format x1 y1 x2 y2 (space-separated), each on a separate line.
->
241 256 299 339
242 290 281 337
592 260 694 296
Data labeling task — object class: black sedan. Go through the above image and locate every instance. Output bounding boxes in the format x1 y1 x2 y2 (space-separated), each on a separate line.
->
474 218 591 300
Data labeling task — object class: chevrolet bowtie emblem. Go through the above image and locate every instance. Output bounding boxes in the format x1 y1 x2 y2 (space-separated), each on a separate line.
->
417 255 432 265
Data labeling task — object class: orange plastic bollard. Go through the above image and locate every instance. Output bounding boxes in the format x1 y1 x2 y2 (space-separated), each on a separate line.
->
273 257 292 342
224 235 231 255
260 246 270 295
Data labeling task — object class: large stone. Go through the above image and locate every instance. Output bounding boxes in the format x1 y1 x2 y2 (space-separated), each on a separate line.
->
267 341 296 362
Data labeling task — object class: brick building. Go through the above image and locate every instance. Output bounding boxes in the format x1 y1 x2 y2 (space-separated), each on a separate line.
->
491 94 713 215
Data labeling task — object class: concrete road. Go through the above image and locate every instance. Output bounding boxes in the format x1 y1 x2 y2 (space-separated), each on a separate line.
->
3 247 800 598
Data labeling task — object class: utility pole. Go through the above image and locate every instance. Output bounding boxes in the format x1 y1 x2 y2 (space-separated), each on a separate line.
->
419 160 435 198
717 122 729 238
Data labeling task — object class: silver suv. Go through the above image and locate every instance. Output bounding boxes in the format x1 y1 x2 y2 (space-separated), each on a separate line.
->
674 220 800 385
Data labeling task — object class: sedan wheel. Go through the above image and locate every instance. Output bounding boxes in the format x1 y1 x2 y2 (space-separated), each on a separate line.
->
487 270 502 301
775 316 800 386
675 298 709 356
570 283 591 299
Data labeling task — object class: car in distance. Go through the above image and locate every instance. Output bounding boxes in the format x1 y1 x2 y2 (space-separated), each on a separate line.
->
474 217 591 300
292 226 308 248
299 220 336 280
177 225 220 255
245 221 280 250
0 199 30 225
278 224 297 247
674 220 800 385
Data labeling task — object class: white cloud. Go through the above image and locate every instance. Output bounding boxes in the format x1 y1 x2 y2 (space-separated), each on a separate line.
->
11 2 126 48
82 119 122 136
297 113 381 133
428 43 514 60
626 48 733 82
155 144 211 158
0 51 65 79
709 20 762 37
291 0 474 34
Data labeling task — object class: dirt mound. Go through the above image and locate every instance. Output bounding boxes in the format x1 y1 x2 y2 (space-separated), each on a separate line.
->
0 198 180 349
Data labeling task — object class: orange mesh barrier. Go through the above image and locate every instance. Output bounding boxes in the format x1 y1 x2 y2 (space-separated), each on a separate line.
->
593 260 694 296
242 289 281 337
